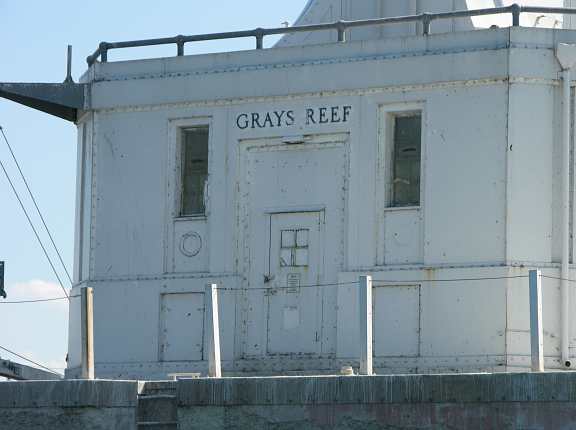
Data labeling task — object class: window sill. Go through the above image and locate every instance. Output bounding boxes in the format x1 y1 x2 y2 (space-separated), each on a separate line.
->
383 205 421 212
174 215 207 222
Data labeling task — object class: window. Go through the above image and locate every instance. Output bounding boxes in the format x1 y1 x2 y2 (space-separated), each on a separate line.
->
391 114 422 207
180 126 209 216
280 229 309 267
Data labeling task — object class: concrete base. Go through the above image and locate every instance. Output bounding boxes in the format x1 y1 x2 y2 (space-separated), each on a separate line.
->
3 373 576 429
177 372 576 429
0 380 138 430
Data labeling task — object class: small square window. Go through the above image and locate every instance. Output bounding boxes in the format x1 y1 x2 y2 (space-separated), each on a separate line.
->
279 228 310 267
296 229 309 247
280 249 292 267
281 230 296 248
294 248 309 267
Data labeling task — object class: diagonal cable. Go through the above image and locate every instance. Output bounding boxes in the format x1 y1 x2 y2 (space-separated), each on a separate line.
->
0 155 69 299
0 344 62 376
0 126 73 285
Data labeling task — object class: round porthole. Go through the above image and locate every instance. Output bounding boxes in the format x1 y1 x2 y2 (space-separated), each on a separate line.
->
180 232 202 257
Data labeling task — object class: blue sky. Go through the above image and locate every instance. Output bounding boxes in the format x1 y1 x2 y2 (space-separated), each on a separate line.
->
0 0 305 376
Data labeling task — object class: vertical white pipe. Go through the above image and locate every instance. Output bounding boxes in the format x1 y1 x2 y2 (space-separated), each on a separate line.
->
358 275 373 376
529 270 544 372
205 284 222 378
80 287 94 380
561 68 572 368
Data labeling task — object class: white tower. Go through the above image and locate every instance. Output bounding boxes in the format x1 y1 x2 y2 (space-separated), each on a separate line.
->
278 0 576 47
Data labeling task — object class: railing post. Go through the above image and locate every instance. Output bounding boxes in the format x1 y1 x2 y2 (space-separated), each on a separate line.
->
80 287 94 380
99 42 108 63
358 275 373 376
255 29 264 50
422 13 432 36
176 35 185 56
511 3 521 27
205 284 222 378
337 21 346 42
529 270 544 372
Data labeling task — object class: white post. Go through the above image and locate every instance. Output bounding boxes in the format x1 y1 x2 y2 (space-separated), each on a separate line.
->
205 284 222 378
358 275 373 376
529 270 544 372
80 287 94 380
561 68 572 368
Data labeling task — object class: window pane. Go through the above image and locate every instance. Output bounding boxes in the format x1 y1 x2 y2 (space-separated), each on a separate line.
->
392 115 421 207
296 229 309 247
281 230 296 248
181 127 209 216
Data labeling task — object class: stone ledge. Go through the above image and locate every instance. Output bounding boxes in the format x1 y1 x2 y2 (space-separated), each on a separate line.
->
177 372 576 406
0 380 138 408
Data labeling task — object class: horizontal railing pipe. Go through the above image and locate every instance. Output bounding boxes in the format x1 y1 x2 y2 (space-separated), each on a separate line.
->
85 4 576 66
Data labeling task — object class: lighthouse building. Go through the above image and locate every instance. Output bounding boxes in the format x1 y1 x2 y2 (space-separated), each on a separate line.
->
3 0 576 379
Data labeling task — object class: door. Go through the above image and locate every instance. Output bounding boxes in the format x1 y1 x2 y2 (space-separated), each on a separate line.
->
373 285 420 357
159 293 204 361
266 211 323 354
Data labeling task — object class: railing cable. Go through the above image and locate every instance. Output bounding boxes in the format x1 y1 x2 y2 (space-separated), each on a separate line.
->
0 344 62 376
0 126 73 286
0 151 69 300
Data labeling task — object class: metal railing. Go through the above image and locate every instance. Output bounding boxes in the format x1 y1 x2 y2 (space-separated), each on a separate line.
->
87 4 576 66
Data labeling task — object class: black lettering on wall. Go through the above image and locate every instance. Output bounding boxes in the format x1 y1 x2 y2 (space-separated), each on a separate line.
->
306 108 316 125
251 112 263 129
319 107 329 124
343 106 352 123
331 106 341 123
273 110 286 127
236 113 249 129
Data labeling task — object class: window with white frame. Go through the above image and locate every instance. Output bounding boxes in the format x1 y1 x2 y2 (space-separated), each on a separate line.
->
390 114 422 207
180 126 209 216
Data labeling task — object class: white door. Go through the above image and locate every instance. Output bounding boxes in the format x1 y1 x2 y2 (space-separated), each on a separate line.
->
266 211 322 354
241 134 349 358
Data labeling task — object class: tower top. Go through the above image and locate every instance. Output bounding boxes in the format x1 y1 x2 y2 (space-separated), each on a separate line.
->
278 0 574 47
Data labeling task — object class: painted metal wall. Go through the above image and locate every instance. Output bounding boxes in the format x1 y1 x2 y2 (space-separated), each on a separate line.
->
67 27 576 379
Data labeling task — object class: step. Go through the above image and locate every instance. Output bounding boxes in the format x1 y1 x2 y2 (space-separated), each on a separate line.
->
137 422 177 430
139 381 177 396
138 394 177 423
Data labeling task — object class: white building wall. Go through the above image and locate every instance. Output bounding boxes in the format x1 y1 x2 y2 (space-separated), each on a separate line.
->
67 27 576 378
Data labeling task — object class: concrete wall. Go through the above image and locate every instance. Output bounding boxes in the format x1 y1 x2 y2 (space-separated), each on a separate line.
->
0 380 137 430
177 373 576 429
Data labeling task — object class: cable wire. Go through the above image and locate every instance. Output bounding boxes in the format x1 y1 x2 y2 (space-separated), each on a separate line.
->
0 155 69 299
0 126 73 285
542 275 576 283
0 297 69 304
0 294 80 304
216 275 529 291
0 344 62 376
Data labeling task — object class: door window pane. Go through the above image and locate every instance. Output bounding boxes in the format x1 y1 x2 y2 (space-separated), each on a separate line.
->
280 228 310 267
181 127 209 216
391 115 421 207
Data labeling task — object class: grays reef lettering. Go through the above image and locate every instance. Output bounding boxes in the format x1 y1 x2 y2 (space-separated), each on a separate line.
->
236 106 352 130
